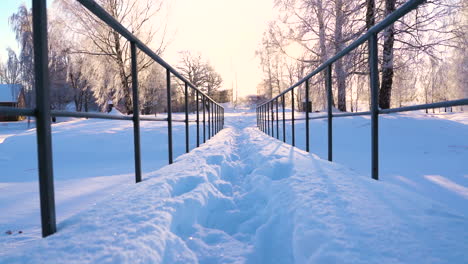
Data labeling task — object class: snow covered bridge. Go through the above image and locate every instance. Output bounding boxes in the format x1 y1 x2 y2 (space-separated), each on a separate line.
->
1 109 467 263
1 0 467 262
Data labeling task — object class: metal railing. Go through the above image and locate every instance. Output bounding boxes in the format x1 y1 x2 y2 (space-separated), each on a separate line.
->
256 0 467 181
0 0 225 237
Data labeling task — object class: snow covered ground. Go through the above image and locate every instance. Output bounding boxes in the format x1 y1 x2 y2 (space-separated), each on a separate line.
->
0 107 467 263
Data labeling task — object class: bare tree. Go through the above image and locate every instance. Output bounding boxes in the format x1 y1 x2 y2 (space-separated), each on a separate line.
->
57 0 167 113
9 4 34 107
1 48 21 85
177 51 223 97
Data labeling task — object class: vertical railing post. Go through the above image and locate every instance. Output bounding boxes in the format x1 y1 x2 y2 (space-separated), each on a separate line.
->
210 101 213 137
271 101 274 138
208 100 211 140
184 82 189 153
369 33 379 180
265 103 270 135
327 65 333 161
291 90 295 147
203 96 206 143
258 106 263 132
196 91 200 147
256 108 258 128
216 105 219 134
130 42 142 183
261 105 263 132
305 79 310 152
33 0 56 237
282 95 286 142
166 69 173 164
276 98 279 139
210 101 214 137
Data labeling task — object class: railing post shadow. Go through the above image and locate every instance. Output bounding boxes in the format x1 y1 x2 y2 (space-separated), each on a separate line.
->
130 42 142 183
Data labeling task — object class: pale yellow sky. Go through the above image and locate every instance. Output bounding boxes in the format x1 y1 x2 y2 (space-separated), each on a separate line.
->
164 0 276 97
1 0 276 98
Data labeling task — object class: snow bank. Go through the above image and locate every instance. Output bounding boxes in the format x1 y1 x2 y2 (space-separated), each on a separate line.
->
1 111 467 263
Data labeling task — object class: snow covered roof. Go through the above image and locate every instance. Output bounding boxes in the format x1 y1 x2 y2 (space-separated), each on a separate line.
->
0 84 22 103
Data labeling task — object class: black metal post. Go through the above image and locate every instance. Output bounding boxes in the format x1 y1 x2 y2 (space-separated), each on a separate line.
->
261 105 263 132
210 101 214 137
208 100 211 140
327 65 333 161
267 103 270 136
276 98 279 139
369 33 379 180
256 108 258 128
305 79 310 152
130 42 142 183
166 69 173 164
216 105 219 134
196 91 200 147
291 90 295 146
184 82 189 153
271 101 274 138
282 95 286 142
203 96 206 143
33 0 56 238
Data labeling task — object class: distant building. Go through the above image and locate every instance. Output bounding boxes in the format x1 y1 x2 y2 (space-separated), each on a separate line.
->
0 84 26 121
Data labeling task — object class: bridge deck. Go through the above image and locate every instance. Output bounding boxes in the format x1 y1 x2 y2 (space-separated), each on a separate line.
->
2 109 467 263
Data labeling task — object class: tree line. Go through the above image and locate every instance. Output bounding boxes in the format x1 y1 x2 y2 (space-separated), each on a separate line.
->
0 0 227 115
256 0 467 112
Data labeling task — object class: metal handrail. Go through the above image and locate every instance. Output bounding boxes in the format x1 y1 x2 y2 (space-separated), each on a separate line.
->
0 0 225 237
256 0 467 182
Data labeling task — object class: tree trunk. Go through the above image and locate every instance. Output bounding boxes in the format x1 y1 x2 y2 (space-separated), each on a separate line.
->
112 30 132 114
366 0 376 30
316 0 329 109
379 0 396 109
335 0 346 111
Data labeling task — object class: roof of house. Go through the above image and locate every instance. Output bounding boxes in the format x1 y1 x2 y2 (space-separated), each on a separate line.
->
0 84 23 103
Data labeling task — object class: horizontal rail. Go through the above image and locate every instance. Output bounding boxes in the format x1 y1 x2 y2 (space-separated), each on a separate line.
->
334 111 372 118
259 0 425 106
0 106 36 116
0 106 207 123
51 110 132 120
379 99 468 114
279 98 467 121
139 116 168 122
76 0 222 108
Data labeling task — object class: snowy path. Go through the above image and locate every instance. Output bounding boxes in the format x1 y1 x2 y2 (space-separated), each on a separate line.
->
2 110 467 263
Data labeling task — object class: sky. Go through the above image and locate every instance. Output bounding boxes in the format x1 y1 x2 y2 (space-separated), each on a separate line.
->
0 0 276 98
